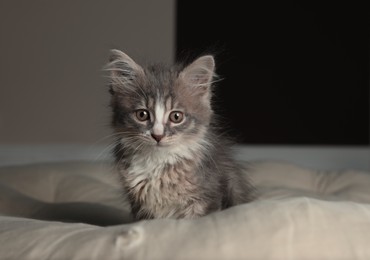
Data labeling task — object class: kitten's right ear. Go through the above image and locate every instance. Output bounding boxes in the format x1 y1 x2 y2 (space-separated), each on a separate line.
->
104 49 144 93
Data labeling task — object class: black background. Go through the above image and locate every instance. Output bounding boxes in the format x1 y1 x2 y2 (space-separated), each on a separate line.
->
176 2 369 145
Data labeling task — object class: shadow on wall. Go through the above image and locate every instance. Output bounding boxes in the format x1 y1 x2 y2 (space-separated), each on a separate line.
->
176 1 370 145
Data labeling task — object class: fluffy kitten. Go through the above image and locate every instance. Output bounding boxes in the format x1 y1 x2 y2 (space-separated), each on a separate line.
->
106 49 254 220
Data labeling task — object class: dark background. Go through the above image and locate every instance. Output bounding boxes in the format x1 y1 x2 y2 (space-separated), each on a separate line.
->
176 2 369 145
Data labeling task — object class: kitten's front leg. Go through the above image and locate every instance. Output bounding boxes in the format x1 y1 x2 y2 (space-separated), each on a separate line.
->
129 201 155 220
176 200 210 219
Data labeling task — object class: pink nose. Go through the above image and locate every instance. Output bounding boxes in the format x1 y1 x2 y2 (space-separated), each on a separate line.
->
151 133 164 143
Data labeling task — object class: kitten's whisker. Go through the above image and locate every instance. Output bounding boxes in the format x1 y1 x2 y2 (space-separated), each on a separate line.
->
91 132 128 146
94 142 117 161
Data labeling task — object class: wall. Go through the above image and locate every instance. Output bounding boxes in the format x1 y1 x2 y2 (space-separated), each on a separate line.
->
0 0 175 144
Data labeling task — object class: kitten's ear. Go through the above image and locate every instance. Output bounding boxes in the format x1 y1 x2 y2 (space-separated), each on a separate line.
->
105 49 144 93
179 55 215 103
179 55 215 88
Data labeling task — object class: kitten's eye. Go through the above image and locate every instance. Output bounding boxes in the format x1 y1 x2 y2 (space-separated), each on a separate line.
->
135 109 150 121
169 111 184 123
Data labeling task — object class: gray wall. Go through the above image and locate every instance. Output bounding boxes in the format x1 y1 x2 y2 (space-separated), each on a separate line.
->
0 0 175 144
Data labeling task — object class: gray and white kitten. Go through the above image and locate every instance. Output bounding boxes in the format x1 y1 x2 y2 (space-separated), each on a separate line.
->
106 49 254 220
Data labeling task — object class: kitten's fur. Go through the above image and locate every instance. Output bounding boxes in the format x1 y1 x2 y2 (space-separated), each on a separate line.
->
106 50 254 220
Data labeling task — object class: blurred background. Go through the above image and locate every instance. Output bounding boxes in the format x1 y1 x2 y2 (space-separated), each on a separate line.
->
0 0 175 144
0 1 368 168
177 2 369 145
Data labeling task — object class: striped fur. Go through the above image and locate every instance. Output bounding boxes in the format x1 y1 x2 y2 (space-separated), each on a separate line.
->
106 50 254 220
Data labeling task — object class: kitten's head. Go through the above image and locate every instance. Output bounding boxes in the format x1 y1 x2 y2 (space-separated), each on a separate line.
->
106 49 216 153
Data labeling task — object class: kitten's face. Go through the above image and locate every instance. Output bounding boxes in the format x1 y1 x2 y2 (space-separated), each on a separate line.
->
107 50 215 152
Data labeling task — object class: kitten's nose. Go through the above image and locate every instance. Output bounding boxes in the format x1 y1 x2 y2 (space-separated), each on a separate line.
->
151 133 164 143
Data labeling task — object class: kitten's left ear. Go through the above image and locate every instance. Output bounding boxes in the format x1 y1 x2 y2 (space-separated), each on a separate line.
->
178 55 215 105
179 55 215 88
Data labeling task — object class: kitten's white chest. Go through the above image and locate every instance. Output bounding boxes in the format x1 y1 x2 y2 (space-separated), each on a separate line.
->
123 149 201 218
125 151 176 199
126 149 176 183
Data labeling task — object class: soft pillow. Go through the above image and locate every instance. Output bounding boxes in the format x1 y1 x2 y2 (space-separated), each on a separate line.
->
1 160 370 260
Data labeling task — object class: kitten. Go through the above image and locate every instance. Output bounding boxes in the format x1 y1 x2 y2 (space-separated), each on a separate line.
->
106 49 254 220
